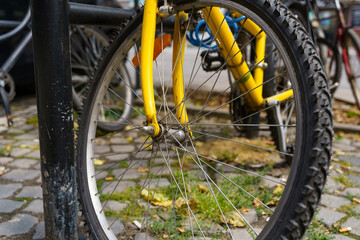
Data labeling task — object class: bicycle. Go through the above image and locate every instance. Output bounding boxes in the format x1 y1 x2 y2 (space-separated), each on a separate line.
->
0 3 133 131
75 0 333 239
287 0 360 109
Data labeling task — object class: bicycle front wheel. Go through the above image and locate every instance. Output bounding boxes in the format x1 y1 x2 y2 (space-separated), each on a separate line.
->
343 28 360 109
77 1 332 239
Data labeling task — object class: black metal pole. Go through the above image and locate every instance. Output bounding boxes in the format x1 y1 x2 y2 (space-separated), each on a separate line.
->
31 0 78 239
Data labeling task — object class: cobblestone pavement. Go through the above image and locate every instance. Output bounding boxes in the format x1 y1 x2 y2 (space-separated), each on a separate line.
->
0 98 360 239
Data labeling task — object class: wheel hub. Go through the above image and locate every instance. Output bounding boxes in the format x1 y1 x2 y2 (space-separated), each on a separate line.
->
141 124 187 144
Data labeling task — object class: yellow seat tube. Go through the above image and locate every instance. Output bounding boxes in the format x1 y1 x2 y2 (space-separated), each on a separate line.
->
172 12 190 126
202 7 263 109
239 19 266 93
140 0 160 136
232 12 267 94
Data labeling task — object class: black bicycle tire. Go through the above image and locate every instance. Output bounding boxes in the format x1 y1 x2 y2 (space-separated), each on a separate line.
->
343 28 360 109
76 0 332 239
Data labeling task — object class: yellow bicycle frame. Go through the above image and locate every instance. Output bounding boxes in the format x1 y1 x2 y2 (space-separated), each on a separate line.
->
140 1 293 136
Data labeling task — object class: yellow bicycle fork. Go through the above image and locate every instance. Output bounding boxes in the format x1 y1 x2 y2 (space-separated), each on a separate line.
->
140 1 293 137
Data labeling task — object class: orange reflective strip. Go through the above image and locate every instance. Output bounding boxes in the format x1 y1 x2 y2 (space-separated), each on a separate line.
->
132 33 172 67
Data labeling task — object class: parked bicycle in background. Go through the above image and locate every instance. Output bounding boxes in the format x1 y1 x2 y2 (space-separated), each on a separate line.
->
0 0 133 130
285 0 360 109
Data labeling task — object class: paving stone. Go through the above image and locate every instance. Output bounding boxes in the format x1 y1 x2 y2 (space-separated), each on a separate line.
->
32 222 45 240
102 200 127 212
153 158 172 165
24 200 43 213
338 156 360 165
94 145 111 154
0 183 22 198
10 148 32 158
33 163 41 170
316 208 346 227
111 144 136 153
0 214 38 236
36 177 42 184
354 205 360 214
0 157 14 165
101 181 136 194
343 187 360 196
8 159 38 169
14 133 38 140
342 217 360 237
0 139 14 145
325 177 343 192
351 166 360 174
26 150 40 159
320 194 351 209
17 186 43 199
348 174 360 185
149 166 171 175
329 234 355 240
108 218 125 235
112 169 145 179
139 178 170 189
13 140 38 147
7 128 24 135
263 177 281 189
109 137 127 144
105 153 129 162
242 209 258 224
2 169 40 182
231 228 254 240
18 124 34 131
0 199 23 213
95 171 108 180
134 151 152 159
134 232 156 240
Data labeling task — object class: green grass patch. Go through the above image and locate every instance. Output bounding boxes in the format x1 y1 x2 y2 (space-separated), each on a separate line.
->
334 175 355 187
26 117 38 125
15 197 34 207
306 218 334 240
119 161 129 168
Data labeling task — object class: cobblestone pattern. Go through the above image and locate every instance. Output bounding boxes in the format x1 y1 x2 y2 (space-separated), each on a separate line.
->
1 102 360 239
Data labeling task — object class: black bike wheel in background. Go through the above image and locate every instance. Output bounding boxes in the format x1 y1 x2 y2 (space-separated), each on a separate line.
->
343 28 360 109
71 26 109 111
71 26 134 131
317 38 342 95
76 0 332 239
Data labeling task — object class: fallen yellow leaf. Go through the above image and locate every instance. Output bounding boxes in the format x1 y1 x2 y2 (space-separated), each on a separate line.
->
105 177 114 181
175 197 186 209
353 198 360 204
137 166 149 173
141 189 171 207
253 198 262 208
5 144 12 152
152 200 173 207
266 197 280 206
94 159 105 166
126 136 133 143
163 234 169 239
178 227 185 233
125 125 132 131
226 211 245 227
197 184 209 192
272 184 284 195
